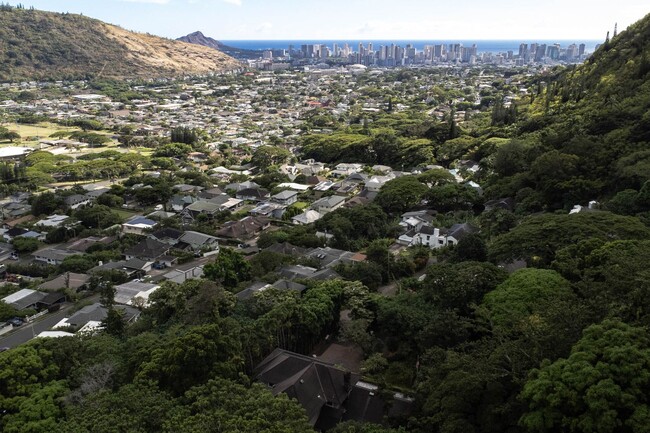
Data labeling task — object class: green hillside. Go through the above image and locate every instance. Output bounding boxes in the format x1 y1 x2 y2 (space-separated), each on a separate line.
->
484 13 650 212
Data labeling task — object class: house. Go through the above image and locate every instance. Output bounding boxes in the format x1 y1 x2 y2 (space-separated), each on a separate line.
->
1 202 31 219
124 238 170 262
271 190 298 206
2 288 47 311
345 172 369 184
365 174 397 192
84 188 110 200
271 279 307 293
181 201 223 222
113 281 161 306
16 230 45 241
33 248 81 266
173 184 203 194
225 180 260 192
39 272 90 292
53 302 140 333
333 181 361 196
236 187 270 202
168 194 199 212
403 223 478 249
65 236 114 252
331 163 363 178
292 209 321 225
207 195 244 211
198 187 226 200
149 228 184 245
310 195 346 214
122 216 158 236
254 349 351 427
160 261 205 284
3 227 28 242
236 281 272 300
255 348 413 430
249 202 287 219
399 210 435 231
215 216 270 241
444 223 478 245
89 259 150 280
64 194 92 209
35 292 67 310
343 196 370 208
277 182 311 192
313 180 335 192
35 214 72 228
177 231 220 252
278 265 339 281
306 247 363 268
372 164 393 174
263 242 309 257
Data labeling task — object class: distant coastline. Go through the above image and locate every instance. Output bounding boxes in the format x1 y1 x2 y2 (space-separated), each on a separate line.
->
219 39 602 54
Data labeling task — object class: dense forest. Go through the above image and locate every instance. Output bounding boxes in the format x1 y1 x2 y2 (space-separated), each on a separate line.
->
2 10 650 433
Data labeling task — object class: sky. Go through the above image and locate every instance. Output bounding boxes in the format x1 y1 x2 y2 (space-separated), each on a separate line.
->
17 0 650 40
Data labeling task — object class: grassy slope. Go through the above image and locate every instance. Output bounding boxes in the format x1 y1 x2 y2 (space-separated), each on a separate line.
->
0 7 241 81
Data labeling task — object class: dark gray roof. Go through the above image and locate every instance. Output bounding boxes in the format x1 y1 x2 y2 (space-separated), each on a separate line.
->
263 242 308 256
254 348 350 426
124 238 169 259
446 222 478 240
150 228 184 241
39 273 90 291
65 302 140 328
6 290 47 310
272 279 307 292
236 188 270 200
306 247 356 268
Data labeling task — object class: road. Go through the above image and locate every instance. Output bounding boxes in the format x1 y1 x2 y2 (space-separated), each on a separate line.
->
0 303 73 349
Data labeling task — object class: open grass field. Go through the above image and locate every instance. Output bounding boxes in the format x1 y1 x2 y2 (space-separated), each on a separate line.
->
0 123 79 146
0 122 124 151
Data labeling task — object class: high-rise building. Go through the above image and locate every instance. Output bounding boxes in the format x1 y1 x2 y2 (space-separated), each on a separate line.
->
519 43 528 58
579 43 586 56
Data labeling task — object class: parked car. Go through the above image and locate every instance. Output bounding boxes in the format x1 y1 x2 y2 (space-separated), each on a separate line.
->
7 317 23 327
0 347 10 352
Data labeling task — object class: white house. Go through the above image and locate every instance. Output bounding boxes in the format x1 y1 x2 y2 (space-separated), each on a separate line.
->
400 223 478 249
122 216 158 236
292 210 322 225
365 173 397 192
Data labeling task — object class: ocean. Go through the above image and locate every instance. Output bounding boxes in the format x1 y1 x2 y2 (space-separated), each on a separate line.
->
220 40 602 54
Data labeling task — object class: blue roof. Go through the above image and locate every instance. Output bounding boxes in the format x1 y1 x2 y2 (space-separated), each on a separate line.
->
126 217 156 226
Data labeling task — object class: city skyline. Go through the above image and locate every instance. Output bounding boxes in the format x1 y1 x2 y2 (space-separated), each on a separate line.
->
17 0 650 41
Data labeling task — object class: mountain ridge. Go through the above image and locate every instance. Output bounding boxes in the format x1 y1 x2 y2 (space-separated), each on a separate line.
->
177 31 264 59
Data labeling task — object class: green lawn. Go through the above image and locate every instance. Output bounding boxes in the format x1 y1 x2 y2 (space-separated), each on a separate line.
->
293 201 309 210
1 122 79 145
113 208 140 220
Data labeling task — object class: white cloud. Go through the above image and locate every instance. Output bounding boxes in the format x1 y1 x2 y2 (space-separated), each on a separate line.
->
222 0 242 5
